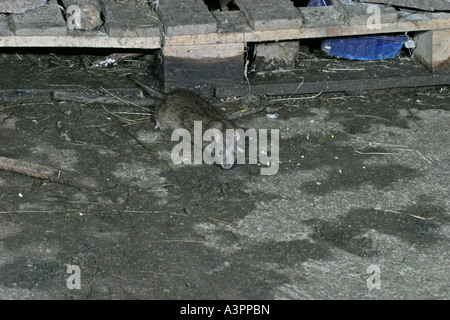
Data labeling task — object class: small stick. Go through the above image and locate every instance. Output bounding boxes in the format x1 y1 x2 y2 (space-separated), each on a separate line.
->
327 68 366 71
382 209 437 221
52 90 160 107
126 75 166 100
224 106 266 120
0 156 115 191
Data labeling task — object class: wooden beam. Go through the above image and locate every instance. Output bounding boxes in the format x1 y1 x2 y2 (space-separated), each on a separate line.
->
0 0 47 14
0 35 161 48
10 0 66 36
254 41 300 70
235 0 303 31
245 12 450 42
0 88 142 102
415 29 450 70
358 0 450 12
0 1 449 48
334 0 398 26
157 0 216 36
212 10 252 33
164 42 244 60
0 13 13 36
103 0 160 38
163 43 244 93
216 74 450 97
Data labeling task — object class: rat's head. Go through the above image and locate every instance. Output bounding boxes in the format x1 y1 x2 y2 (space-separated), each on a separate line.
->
211 122 242 170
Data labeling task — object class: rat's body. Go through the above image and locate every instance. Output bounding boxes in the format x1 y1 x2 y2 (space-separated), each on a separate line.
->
156 88 234 134
127 75 240 169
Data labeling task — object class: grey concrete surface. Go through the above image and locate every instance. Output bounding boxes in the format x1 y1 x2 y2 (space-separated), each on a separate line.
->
0 85 448 300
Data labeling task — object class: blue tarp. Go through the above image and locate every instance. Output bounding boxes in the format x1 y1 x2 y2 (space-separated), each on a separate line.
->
321 36 408 61
307 0 408 61
308 0 332 6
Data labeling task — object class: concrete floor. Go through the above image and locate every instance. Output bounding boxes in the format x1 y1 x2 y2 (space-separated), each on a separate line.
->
0 84 448 299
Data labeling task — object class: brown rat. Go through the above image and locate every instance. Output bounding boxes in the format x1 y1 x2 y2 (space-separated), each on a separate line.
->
155 88 234 133
127 75 240 169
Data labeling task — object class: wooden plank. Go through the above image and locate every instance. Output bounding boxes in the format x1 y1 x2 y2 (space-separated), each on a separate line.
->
254 41 300 70
164 32 243 47
299 5 346 28
1 15 449 49
164 42 244 60
329 0 350 23
10 0 66 36
0 35 161 48
0 88 142 102
235 0 303 31
0 14 13 36
245 12 450 42
158 0 216 36
0 156 115 191
216 74 450 97
336 0 399 25
415 29 450 70
103 0 160 38
0 0 47 14
212 10 252 33
358 0 450 11
0 0 448 50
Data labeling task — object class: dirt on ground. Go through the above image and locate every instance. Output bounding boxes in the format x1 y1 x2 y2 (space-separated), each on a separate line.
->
0 52 449 300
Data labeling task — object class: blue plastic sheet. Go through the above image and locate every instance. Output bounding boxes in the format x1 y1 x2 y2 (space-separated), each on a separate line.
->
321 36 408 61
308 0 332 6
308 0 408 61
